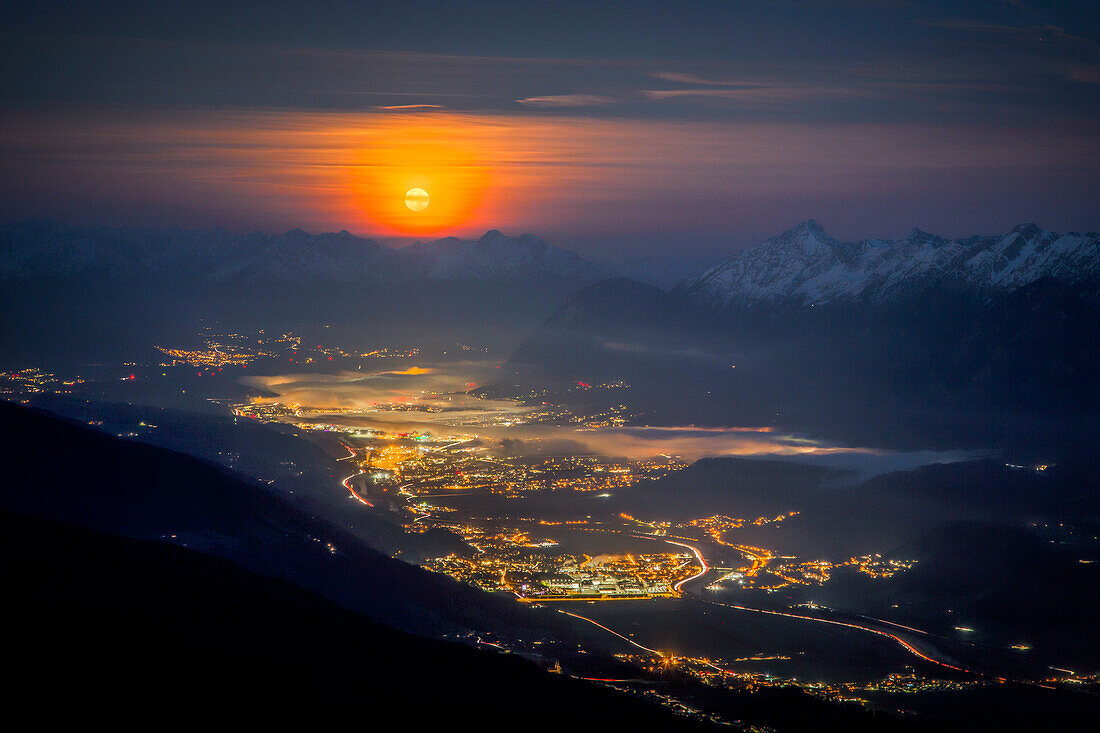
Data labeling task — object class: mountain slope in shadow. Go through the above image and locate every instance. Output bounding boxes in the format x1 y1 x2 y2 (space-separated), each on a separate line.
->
0 400 578 642
1 508 705 728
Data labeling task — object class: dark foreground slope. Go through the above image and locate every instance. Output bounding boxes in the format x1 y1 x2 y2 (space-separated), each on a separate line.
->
0 400 577 643
0 509 703 728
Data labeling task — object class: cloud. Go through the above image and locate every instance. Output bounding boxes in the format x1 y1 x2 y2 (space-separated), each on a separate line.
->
236 365 881 460
375 104 445 111
1067 64 1100 84
1 35 633 113
646 69 872 109
651 71 749 87
642 85 863 106
516 95 618 108
497 437 593 457
911 17 1096 49
601 341 722 363
6 29 1095 128
5 103 1097 243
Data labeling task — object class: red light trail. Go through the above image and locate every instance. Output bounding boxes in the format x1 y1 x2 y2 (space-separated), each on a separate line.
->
341 469 373 507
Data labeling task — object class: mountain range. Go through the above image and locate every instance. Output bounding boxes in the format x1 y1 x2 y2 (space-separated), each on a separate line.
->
0 219 609 284
6 218 1096 299
677 220 1100 312
502 221 1100 449
5 217 1099 448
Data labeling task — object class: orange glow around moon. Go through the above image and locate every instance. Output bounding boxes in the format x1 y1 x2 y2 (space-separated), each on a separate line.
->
16 108 1056 243
351 127 491 234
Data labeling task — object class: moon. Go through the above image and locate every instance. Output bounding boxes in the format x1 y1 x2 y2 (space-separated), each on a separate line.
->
404 188 429 211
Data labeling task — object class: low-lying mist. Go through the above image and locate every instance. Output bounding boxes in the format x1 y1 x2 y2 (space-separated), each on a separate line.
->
241 363 976 475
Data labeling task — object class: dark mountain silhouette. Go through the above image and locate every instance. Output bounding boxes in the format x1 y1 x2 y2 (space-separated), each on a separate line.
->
0 219 610 284
2 508 706 728
0 400 581 641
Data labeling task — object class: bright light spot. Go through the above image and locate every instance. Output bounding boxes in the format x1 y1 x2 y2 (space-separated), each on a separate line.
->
405 188 430 211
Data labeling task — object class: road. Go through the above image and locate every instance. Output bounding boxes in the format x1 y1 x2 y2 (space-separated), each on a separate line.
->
557 609 664 656
659 537 711 593
651 534 984 677
337 443 373 507
699 597 979 676
341 469 373 506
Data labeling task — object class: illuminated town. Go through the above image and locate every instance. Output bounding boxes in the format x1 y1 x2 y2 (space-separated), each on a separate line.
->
0 368 85 395
4 326 1093 728
227 377 928 610
0 329 966 614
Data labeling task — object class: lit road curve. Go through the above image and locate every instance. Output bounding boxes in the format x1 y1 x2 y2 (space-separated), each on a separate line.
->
661 537 711 594
633 533 719 595
341 469 373 507
699 597 982 677
337 442 373 507
653 534 983 677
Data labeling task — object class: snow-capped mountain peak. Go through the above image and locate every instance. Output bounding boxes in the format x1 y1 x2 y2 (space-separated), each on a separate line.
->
677 222 1100 310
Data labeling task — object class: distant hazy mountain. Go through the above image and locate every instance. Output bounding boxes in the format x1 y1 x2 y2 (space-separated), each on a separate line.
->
601 254 723 289
502 221 1100 448
677 220 1100 311
398 229 609 281
0 220 610 285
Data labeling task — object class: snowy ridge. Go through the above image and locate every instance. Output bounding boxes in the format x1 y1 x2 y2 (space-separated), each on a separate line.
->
0 220 606 284
677 220 1100 309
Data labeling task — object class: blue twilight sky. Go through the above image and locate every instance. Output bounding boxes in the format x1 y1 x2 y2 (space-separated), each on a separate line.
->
2 1 1098 258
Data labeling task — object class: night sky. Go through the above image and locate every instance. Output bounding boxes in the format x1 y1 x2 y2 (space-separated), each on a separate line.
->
3 1 1098 258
